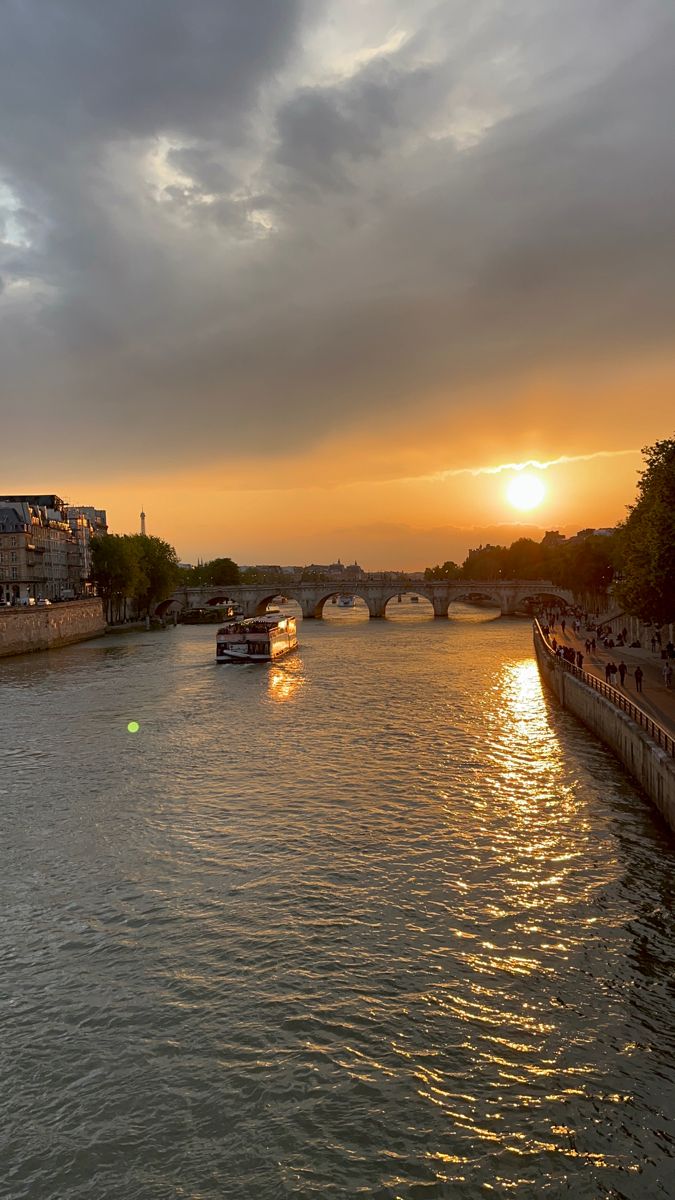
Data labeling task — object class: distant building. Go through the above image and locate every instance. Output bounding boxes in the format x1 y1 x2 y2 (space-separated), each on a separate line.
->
66 506 108 592
568 526 617 543
302 558 364 579
0 494 107 603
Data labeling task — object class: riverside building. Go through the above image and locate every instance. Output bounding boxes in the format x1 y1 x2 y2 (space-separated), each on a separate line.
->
0 495 107 604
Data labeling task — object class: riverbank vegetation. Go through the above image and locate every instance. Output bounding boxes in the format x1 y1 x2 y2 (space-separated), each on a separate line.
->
180 557 240 586
616 437 675 624
91 534 180 623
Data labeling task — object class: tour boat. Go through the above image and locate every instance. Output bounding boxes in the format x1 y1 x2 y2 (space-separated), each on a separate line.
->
216 614 298 663
337 594 356 608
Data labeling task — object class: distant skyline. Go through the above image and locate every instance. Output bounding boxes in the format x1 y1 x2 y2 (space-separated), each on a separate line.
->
2 2 673 566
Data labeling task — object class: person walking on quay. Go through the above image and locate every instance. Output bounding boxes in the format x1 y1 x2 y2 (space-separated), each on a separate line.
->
634 666 644 693
651 634 657 653
561 618 566 635
618 661 627 687
664 663 673 689
576 651 584 670
605 662 612 684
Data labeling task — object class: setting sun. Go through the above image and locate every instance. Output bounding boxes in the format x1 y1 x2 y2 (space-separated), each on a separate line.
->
506 472 546 511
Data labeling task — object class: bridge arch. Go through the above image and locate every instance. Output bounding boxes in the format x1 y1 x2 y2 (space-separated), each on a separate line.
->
315 590 371 619
447 591 503 619
515 590 574 614
382 589 435 618
250 591 309 618
155 595 186 617
204 594 238 607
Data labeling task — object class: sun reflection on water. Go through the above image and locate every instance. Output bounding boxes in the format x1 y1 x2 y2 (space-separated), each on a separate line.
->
267 665 304 703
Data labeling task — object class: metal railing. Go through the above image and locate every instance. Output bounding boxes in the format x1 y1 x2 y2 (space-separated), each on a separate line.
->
534 619 675 759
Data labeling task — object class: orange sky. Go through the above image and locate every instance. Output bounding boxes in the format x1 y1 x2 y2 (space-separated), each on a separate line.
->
1 2 673 568
10 354 667 570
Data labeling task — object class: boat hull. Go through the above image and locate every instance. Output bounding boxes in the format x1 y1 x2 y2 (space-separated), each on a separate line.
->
216 641 297 663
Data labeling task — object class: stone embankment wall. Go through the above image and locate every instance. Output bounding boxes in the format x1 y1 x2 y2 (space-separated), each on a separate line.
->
533 623 675 833
0 599 105 658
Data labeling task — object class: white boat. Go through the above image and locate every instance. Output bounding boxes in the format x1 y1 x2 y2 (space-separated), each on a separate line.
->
216 614 298 663
337 594 356 608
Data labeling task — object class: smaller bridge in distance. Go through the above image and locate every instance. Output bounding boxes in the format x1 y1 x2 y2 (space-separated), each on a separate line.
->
157 579 575 620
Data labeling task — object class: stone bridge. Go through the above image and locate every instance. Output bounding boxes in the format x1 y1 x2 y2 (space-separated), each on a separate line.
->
156 579 575 620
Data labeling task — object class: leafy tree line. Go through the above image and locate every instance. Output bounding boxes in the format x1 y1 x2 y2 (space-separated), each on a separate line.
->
424 435 675 622
178 559 293 586
616 436 675 624
180 557 241 587
424 531 618 603
91 534 180 623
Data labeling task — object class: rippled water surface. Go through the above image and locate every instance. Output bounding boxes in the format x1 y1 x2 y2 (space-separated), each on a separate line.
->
1 611 674 1199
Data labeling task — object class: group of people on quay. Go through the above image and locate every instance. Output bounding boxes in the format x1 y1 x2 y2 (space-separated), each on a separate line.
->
538 606 674 715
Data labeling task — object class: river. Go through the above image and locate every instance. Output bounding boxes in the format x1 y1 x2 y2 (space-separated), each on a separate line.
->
1 607 673 1199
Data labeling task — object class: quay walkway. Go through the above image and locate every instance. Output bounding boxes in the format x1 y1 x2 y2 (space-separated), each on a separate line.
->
533 620 675 832
546 621 675 748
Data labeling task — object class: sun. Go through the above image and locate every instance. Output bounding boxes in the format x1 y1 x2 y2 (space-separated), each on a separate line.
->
506 472 545 511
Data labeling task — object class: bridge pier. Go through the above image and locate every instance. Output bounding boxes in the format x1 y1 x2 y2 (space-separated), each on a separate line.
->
432 597 449 619
300 599 318 620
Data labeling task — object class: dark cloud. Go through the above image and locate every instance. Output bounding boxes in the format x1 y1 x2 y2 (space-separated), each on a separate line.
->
0 0 674 476
0 0 301 146
275 56 440 190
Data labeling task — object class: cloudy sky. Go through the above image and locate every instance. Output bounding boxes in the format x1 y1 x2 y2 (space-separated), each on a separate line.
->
1 0 673 566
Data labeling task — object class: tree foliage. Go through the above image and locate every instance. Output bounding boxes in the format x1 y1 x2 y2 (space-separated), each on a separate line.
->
423 529 618 603
183 557 241 587
462 544 508 580
616 436 675 623
424 560 461 580
92 533 180 620
129 534 180 614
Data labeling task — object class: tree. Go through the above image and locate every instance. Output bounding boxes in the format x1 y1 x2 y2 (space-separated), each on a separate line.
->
240 565 288 584
200 557 240 586
616 436 675 624
127 534 180 615
462 544 507 580
502 537 545 579
91 534 144 623
549 534 617 603
424 560 461 580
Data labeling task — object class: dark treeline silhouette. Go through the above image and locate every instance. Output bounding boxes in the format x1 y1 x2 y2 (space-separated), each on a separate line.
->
616 436 675 624
181 557 241 587
425 529 618 607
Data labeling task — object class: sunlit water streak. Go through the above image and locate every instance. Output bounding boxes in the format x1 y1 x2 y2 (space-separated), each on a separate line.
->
1 609 673 1199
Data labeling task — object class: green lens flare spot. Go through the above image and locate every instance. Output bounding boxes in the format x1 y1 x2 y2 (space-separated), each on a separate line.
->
127 720 140 734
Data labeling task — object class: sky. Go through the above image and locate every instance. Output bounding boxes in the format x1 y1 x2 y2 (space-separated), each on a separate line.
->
1 0 674 568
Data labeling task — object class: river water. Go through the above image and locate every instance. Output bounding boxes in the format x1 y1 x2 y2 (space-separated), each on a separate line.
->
1 607 673 1199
